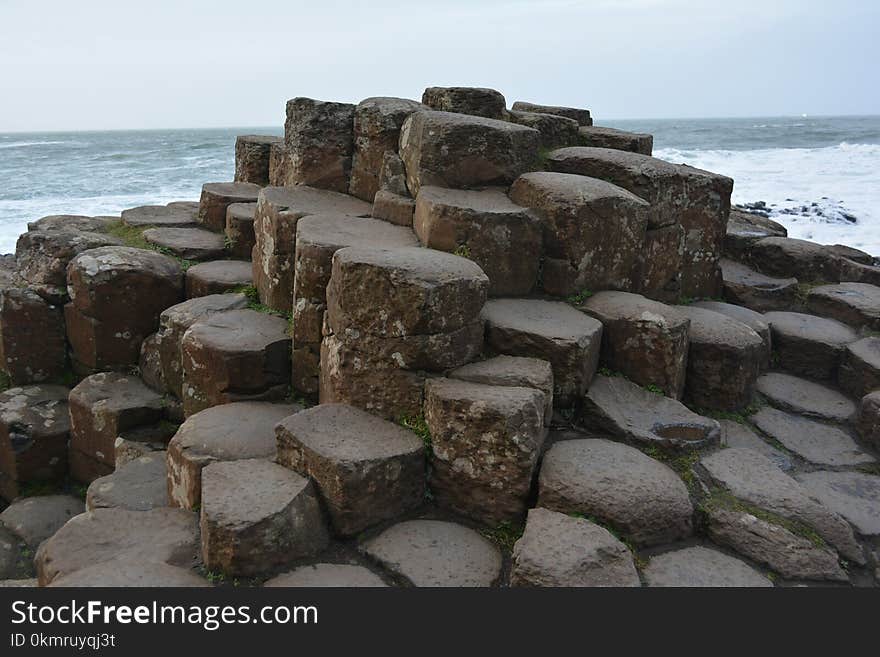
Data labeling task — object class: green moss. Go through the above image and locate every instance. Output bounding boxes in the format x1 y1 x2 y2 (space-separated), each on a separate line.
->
794 281 823 306
700 488 827 548
566 289 593 305
597 366 620 378
480 520 524 554
398 414 432 452
644 383 664 395
0 370 11 393
453 243 471 259
698 401 763 425
107 220 197 271
642 446 700 490
537 147 554 169
232 285 291 321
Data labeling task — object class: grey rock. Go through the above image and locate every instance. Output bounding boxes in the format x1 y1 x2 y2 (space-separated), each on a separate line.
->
121 205 198 228
643 546 772 587
510 101 592 126
50 558 209 587
264 564 387 587
807 282 880 330
86 452 168 512
720 420 793 472
577 126 653 155
795 470 880 537
692 300 772 367
185 260 253 298
764 311 858 380
839 337 880 398
757 372 856 423
0 495 84 548
143 227 226 261
422 86 506 120
722 259 798 312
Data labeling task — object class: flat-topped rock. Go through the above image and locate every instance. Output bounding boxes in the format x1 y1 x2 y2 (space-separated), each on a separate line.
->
757 372 856 423
200 459 328 576
510 508 640 587
34 507 199 586
751 407 873 467
581 291 689 398
795 471 880 537
264 564 386 587
399 110 540 196
807 282 880 330
414 186 542 296
66 246 183 370
509 172 649 296
545 147 733 297
0 578 37 588
577 126 653 155
360 519 502 587
0 495 83 548
693 300 772 367
0 385 70 501
449 355 554 425
747 236 841 282
699 447 863 563
284 98 355 193
721 419 793 471
235 135 281 186
425 378 545 524
121 205 198 228
763 311 858 380
505 110 581 150
68 372 165 481
143 227 226 261
858 391 880 450
224 202 257 259
0 286 66 384
839 337 880 398
142 293 248 397
180 309 290 416
724 209 788 258
676 305 763 411
185 260 253 298
86 452 167 512
276 404 424 535
49 559 208 587
538 438 693 546
372 190 415 226
0 526 31 580
827 243 874 265
168 401 299 510
350 96 426 201
198 182 262 232
511 101 592 126
27 214 115 233
580 374 721 449
721 259 798 312
643 546 772 587
421 86 506 120
481 298 602 405
327 246 488 337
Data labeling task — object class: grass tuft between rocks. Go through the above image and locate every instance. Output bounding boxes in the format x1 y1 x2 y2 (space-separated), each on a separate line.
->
641 446 700 491
398 414 432 452
566 289 593 305
232 285 292 322
480 520 524 554
106 220 197 271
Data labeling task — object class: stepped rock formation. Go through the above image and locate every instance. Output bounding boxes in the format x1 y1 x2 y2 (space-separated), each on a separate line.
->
1 84 878 589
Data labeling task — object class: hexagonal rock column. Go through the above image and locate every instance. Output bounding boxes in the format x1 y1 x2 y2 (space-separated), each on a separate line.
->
47 560 208 587
34 507 199 586
372 190 415 226
197 182 261 232
268 142 289 186
721 259 798 312
692 300 772 369
200 459 328 577
65 246 183 372
510 508 641 587
579 375 721 450
636 223 685 302
399 110 540 196
143 227 226 261
349 97 426 202
360 519 502 587
675 305 763 411
0 385 70 501
509 172 649 296
807 282 880 330
858 391 880 450
167 401 299 510
264 564 386 587
139 293 248 398
449 355 554 426
276 404 425 535
546 147 733 298
224 202 257 259
539 438 694 546
0 287 66 384
505 111 581 150
185 261 252 298
292 215 418 397
796 471 880 539
322 247 488 419
581 291 690 398
756 372 856 424
511 101 592 126
234 135 281 186
424 378 545 524
252 185 372 311
724 209 787 259
27 214 115 233
0 495 84 549
421 86 507 120
68 373 166 483
643 546 772 587
578 126 653 155
15 229 123 303
763 311 858 380
746 236 841 282
414 186 542 296
180 309 290 416
840 337 880 398
86 452 168 512
121 204 198 228
284 97 355 193
481 298 602 406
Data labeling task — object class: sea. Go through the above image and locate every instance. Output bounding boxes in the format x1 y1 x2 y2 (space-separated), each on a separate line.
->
1 115 878 256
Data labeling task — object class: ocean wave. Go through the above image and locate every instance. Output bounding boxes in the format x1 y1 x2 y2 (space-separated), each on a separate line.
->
0 140 70 149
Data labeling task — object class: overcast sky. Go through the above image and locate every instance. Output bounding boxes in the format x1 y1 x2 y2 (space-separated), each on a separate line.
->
1 0 877 132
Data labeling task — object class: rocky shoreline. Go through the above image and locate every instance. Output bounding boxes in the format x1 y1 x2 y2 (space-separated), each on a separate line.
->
1 86 878 588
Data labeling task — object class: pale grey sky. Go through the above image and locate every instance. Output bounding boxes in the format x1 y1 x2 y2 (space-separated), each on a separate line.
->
1 0 877 132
